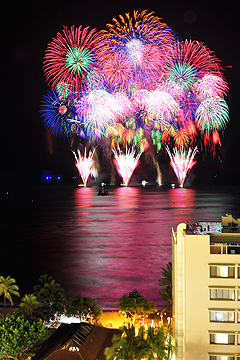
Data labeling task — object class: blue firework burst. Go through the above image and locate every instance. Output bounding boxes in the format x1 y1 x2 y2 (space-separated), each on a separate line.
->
39 89 77 138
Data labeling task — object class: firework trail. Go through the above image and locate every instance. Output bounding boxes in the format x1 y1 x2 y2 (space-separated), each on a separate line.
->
166 146 198 187
146 150 163 185
112 145 143 186
72 148 95 186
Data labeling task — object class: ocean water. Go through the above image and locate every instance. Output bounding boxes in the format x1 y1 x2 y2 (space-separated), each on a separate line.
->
1 184 240 310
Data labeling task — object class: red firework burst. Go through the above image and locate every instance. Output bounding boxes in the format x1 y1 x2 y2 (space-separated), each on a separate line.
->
43 25 103 93
166 40 224 82
99 50 134 90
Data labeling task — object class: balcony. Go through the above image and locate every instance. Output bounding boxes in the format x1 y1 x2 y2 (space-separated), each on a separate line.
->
210 244 240 254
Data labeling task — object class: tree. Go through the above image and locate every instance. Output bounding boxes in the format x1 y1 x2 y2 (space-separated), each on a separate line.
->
0 314 48 359
33 274 54 294
118 289 157 325
33 274 66 322
15 294 39 320
158 262 172 288
0 276 20 321
105 324 143 360
65 294 102 323
139 325 174 360
158 262 172 316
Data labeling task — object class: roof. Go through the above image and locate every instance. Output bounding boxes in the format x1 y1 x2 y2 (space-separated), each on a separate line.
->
32 323 120 360
210 235 240 244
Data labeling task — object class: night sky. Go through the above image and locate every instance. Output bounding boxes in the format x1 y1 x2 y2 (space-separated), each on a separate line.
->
1 0 240 188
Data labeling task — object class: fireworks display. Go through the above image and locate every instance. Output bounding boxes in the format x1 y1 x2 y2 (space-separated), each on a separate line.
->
40 10 230 187
167 146 198 187
112 146 143 186
43 25 103 93
72 148 95 186
39 89 77 138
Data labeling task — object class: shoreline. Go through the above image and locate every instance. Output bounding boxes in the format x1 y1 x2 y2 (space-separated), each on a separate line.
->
0 307 168 328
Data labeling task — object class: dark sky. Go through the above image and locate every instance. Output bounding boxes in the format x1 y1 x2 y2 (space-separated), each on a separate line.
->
1 0 240 186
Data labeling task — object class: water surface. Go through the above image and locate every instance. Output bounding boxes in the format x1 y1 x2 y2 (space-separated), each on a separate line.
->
1 185 239 310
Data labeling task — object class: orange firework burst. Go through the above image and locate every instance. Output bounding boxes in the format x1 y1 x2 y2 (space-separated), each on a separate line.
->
174 128 190 148
101 10 176 90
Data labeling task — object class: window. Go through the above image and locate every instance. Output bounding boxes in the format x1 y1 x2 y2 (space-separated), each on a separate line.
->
210 310 234 323
238 289 240 301
210 266 235 278
210 333 235 345
209 356 235 360
210 245 227 254
238 311 240 323
210 288 235 300
238 267 240 278
227 246 240 254
210 244 240 254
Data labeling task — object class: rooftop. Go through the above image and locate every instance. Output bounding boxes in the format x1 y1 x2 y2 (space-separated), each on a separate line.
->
185 214 240 235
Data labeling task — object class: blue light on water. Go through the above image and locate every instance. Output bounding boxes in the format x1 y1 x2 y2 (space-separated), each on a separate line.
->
41 172 62 183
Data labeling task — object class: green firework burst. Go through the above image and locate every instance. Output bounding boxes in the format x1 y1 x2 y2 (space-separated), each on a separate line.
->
65 46 94 75
167 63 197 92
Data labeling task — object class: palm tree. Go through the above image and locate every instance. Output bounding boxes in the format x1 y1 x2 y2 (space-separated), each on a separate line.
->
0 275 20 320
158 262 172 316
105 324 144 360
15 293 39 319
158 262 172 287
159 286 172 316
33 274 54 295
34 274 66 307
33 274 66 321
38 280 66 307
139 325 174 360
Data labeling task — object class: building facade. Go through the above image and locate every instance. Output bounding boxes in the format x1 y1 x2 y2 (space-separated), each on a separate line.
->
172 214 240 360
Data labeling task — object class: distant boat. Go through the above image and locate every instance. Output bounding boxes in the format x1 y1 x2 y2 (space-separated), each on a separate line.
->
98 183 108 196
98 189 108 196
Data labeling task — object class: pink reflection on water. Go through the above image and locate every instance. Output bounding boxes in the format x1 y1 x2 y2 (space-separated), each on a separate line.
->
168 188 196 223
115 186 141 211
61 186 172 310
169 188 195 209
51 187 198 310
74 186 95 209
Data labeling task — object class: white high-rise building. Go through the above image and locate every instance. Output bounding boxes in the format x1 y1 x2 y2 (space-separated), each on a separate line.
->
172 214 240 360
